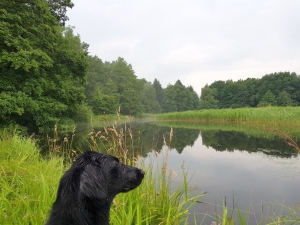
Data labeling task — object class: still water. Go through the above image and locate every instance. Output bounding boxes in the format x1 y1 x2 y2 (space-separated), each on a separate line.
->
130 122 300 224
47 121 300 224
162 134 300 224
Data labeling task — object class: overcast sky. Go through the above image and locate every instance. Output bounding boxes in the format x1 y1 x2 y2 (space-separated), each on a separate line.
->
66 0 300 95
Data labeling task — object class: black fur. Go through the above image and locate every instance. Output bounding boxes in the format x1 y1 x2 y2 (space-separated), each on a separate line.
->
45 151 144 225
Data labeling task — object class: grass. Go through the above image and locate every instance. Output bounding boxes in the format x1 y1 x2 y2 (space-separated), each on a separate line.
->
87 125 202 224
110 150 201 224
91 107 134 123
156 107 300 126
1 123 299 224
0 130 64 225
0 128 201 225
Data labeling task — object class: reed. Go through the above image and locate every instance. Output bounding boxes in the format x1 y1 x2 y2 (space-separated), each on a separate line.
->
156 107 300 126
2 124 299 224
87 125 202 224
0 127 202 225
110 151 201 224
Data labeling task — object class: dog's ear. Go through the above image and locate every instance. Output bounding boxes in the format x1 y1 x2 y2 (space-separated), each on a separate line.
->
79 164 108 199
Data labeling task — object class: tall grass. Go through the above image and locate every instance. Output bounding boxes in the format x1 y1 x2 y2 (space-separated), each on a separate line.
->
110 150 201 224
2 124 299 224
156 107 300 126
0 127 202 224
0 130 64 225
87 125 202 224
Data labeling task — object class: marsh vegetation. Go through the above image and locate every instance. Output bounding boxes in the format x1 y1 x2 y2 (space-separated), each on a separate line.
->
2 117 300 224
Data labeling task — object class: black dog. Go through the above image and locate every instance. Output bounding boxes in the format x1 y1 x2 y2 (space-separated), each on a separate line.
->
45 151 144 225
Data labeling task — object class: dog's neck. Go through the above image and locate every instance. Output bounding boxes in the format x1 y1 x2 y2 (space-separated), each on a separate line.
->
87 196 115 225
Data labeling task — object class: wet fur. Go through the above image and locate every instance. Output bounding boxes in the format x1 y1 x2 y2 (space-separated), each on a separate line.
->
45 151 144 225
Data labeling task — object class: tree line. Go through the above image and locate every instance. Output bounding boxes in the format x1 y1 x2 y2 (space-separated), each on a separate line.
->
0 0 199 131
1 1 299 132
199 72 300 109
85 55 200 116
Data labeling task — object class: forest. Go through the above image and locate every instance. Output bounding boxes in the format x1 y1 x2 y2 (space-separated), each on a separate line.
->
1 0 300 132
199 71 300 109
0 0 199 131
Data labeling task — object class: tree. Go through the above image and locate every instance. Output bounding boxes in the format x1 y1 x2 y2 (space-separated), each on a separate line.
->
163 84 177 112
0 2 88 130
85 56 108 101
152 78 164 109
47 0 74 26
187 86 199 110
208 72 300 108
109 58 144 115
85 56 119 115
163 80 201 112
277 91 296 106
90 87 118 115
230 81 250 108
141 82 162 113
199 86 219 109
257 90 277 107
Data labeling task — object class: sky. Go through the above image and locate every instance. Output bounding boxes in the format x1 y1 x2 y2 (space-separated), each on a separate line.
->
66 0 300 95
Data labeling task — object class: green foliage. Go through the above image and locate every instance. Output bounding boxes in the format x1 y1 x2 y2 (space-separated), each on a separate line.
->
208 72 300 109
153 78 164 107
257 90 277 107
0 1 88 131
110 58 144 115
90 87 119 115
156 107 300 127
141 82 162 113
69 103 93 123
187 86 199 110
85 57 144 116
47 0 74 26
164 80 199 112
199 85 219 109
277 90 297 106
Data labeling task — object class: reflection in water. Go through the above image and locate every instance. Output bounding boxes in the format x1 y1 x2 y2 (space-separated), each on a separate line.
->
165 140 300 225
38 121 300 223
201 130 297 158
39 121 298 158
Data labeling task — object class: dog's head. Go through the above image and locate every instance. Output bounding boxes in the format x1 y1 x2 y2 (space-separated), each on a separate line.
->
73 151 144 201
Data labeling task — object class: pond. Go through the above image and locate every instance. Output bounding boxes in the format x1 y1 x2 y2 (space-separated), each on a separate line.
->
42 120 300 224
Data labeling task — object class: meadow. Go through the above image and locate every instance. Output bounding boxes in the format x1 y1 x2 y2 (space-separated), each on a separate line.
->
156 107 300 127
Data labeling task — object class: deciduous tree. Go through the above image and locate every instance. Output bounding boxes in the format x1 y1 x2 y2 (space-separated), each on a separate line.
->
199 86 219 109
0 1 88 130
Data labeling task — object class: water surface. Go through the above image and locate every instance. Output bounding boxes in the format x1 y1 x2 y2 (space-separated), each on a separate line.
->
43 121 300 224
124 122 299 224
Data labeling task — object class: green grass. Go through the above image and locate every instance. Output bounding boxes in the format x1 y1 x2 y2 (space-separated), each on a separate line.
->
0 131 64 225
156 107 300 126
86 125 202 224
91 113 133 122
1 126 299 224
0 130 201 225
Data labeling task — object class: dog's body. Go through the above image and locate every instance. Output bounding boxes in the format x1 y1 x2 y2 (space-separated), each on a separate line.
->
45 151 144 225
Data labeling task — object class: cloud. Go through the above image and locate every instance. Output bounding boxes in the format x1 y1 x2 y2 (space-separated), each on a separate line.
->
67 0 300 94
